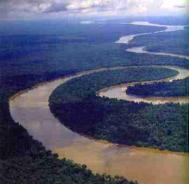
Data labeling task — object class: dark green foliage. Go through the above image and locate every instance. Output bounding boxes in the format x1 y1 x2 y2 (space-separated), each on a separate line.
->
0 154 135 184
49 67 188 152
0 72 137 184
50 67 177 100
127 77 189 97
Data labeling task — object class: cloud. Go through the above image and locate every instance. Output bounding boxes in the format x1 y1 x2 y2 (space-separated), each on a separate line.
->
0 0 51 18
160 0 187 11
0 0 187 19
42 0 163 15
43 2 68 13
43 0 187 15
42 0 115 14
174 5 188 9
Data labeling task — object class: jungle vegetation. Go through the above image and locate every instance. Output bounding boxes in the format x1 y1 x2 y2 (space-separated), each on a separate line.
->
49 67 188 152
127 77 189 97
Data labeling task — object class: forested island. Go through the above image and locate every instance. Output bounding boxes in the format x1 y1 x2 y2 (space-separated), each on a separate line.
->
127 77 189 97
49 67 188 152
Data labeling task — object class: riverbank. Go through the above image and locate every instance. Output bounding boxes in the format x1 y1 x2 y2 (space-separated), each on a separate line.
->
10 65 189 184
98 66 189 104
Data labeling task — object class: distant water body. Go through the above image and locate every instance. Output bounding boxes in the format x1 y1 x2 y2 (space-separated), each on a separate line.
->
80 20 94 24
116 21 185 45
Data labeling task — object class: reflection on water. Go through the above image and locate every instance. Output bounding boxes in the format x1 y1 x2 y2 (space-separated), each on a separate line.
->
10 66 189 184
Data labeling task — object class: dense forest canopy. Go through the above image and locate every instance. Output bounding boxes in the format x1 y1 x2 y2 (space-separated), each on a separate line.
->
49 67 188 152
127 77 189 97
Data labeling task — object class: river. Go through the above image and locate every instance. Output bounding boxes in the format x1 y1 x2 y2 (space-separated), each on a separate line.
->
9 22 189 184
100 22 189 103
98 66 189 104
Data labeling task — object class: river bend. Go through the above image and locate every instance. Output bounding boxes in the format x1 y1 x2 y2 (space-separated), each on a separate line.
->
9 22 189 184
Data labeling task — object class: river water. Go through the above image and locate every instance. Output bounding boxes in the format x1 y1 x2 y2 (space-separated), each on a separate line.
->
9 22 189 184
98 66 189 104
126 46 189 60
100 22 189 103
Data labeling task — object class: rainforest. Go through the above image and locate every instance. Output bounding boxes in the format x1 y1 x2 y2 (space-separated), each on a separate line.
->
0 16 189 184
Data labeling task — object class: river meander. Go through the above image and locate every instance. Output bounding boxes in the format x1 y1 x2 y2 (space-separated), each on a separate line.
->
10 65 189 184
9 22 189 184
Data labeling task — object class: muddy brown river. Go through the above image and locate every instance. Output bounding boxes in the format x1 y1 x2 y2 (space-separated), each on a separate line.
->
9 22 189 184
98 66 189 104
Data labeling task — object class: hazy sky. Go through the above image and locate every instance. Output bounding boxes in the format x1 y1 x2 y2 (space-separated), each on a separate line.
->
0 0 188 19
